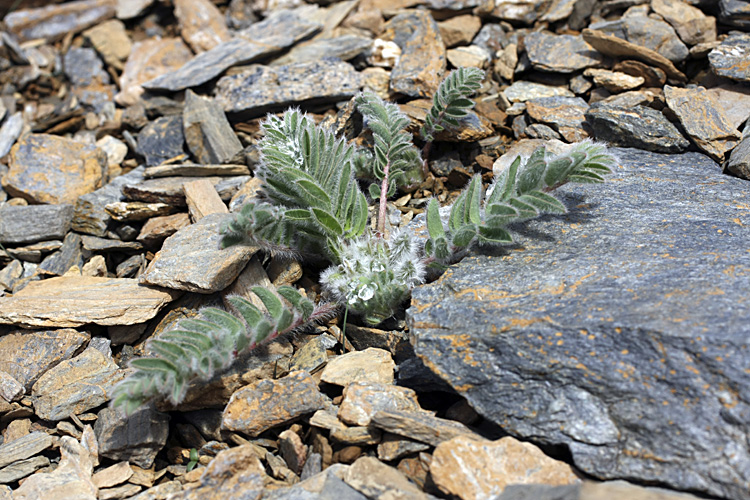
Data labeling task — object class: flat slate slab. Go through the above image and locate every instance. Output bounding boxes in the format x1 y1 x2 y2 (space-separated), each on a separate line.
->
408 148 750 500
0 276 179 328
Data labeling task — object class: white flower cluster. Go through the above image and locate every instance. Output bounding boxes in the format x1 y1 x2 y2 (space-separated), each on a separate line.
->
320 230 425 325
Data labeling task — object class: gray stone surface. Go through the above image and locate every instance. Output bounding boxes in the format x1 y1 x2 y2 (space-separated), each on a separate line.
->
719 0 750 28
182 90 242 165
73 166 145 237
0 456 49 483
524 32 605 73
0 112 24 158
63 47 109 87
708 32 750 83
590 12 688 63
408 148 750 500
136 115 186 167
272 35 372 66
38 232 83 276
139 212 256 293
216 60 362 118
122 175 250 206
0 432 52 469
586 104 690 153
4 0 116 42
525 96 589 142
727 134 750 180
95 406 170 468
0 204 73 245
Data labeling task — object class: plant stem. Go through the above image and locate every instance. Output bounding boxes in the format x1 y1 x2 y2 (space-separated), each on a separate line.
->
420 141 433 179
377 160 390 237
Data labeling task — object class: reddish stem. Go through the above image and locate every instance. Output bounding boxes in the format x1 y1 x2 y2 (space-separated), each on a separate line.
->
377 160 390 237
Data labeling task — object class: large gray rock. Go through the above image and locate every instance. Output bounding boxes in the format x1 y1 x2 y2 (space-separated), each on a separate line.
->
408 148 750 500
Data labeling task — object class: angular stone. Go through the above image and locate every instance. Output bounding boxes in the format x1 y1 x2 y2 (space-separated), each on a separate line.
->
345 457 428 499
289 335 330 373
321 348 395 386
338 382 421 427
95 407 170 468
72 166 145 237
370 409 482 447
183 90 242 165
83 19 132 70
99 484 141 500
122 176 248 207
216 60 362 119
408 148 750 500
222 370 326 436
4 0 116 43
144 163 250 179
612 60 666 88
143 8 322 92
13 436 96 500
31 341 122 421
401 99 494 142
438 14 482 48
489 0 548 23
708 32 750 83
179 445 266 499
526 96 589 142
651 0 716 46
174 0 231 53
0 261 22 291
116 37 193 106
139 212 255 293
105 201 175 222
80 235 143 253
272 35 373 66
727 135 750 180
719 0 750 28
525 32 605 73
498 481 709 500
4 134 107 204
446 45 490 69
183 179 229 221
63 47 109 87
664 85 741 162
586 104 689 153
582 29 686 83
504 81 574 103
136 115 186 167
92 461 133 489
0 455 49 483
590 11 688 63
330 426 382 446
377 433 430 462
0 371 23 402
583 68 644 93
0 328 89 391
0 276 178 328
705 83 750 131
431 436 579 500
0 432 52 469
126 480 181 500
383 10 445 98
136 213 191 247
37 233 83 276
96 136 129 169
0 204 73 245
0 112 24 159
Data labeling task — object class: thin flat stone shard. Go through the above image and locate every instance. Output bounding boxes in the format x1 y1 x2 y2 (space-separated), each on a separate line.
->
4 0 116 42
182 90 242 165
408 148 750 500
216 60 362 118
0 432 53 469
586 104 690 153
0 204 74 246
143 164 250 179
525 32 605 73
0 276 179 328
72 166 145 237
95 407 169 469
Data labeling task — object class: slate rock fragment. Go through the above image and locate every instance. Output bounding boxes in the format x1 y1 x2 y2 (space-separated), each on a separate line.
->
122 175 249 206
136 115 186 167
4 134 107 204
651 0 717 46
4 0 116 43
524 32 605 73
271 35 373 66
718 0 750 28
83 19 132 71
409 148 750 500
37 232 83 276
73 166 145 237
525 96 590 142
63 47 109 87
708 32 750 83
139 212 256 293
182 90 242 165
0 432 53 470
216 60 362 118
586 104 689 153
590 11 688 63
0 112 24 158
383 10 446 97
0 204 73 245
95 406 170 468
0 328 90 392
173 0 231 53
727 134 750 180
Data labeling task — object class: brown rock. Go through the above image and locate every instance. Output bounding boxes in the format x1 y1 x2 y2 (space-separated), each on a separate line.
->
330 425 382 446
83 19 132 70
438 15 482 48
431 435 580 500
222 370 326 437
525 97 590 143
582 29 687 83
181 445 266 499
105 201 175 222
13 436 96 500
4 0 116 42
321 348 395 386
583 68 645 93
524 32 605 73
446 45 490 69
182 90 243 165
144 164 250 179
369 409 482 447
0 276 178 328
612 60 667 88
115 37 193 106
383 10 446 97
3 134 107 205
0 370 23 402
122 176 250 206
184 179 229 221
377 433 430 461
651 0 716 46
95 407 169 468
345 456 428 499
705 83 750 131
137 213 191 247
401 99 494 142
279 429 307 474
174 0 231 53
338 382 421 426
664 85 741 162
92 461 133 489
0 329 89 391
139 212 256 293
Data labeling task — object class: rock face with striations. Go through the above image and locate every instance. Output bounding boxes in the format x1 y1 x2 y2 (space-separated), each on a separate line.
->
408 148 750 500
